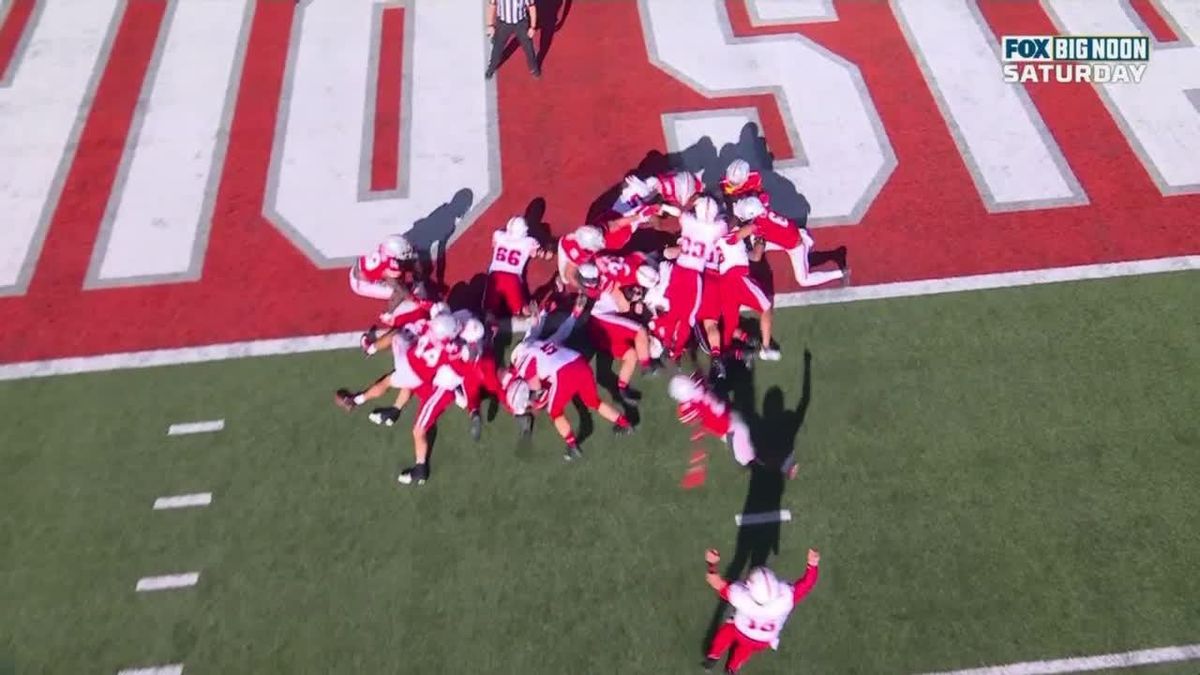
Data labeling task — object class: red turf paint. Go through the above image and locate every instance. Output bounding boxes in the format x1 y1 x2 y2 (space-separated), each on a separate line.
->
370 6 404 192
1127 0 1179 43
0 0 36 79
0 1 1195 363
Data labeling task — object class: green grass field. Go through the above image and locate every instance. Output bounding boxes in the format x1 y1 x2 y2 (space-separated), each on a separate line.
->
2 271 1199 674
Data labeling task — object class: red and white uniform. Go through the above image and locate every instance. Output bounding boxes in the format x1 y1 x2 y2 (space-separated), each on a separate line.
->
716 233 772 346
389 324 471 432
556 234 595 278
485 230 540 316
513 340 601 418
660 214 724 355
746 209 843 287
709 565 820 671
380 297 432 331
349 251 401 299
720 170 768 205
677 391 755 466
658 171 704 207
696 245 723 323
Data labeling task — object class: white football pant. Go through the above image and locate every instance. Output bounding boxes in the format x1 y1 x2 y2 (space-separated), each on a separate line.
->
786 229 844 288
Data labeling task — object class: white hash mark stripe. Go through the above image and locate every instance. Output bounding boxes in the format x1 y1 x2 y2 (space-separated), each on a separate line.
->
0 256 1195 381
117 666 184 675
735 510 792 526
135 572 199 592
166 420 224 436
916 643 1200 675
153 493 212 510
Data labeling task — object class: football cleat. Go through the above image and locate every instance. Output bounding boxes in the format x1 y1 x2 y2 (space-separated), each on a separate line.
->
469 411 482 442
397 463 429 486
564 444 583 461
516 413 534 437
709 358 728 382
360 328 377 354
612 423 635 437
701 656 721 671
641 361 662 377
618 386 642 406
758 347 782 361
334 389 358 412
368 407 401 426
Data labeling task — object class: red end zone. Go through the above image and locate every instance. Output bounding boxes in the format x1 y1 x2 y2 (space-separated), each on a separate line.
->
0 0 1196 364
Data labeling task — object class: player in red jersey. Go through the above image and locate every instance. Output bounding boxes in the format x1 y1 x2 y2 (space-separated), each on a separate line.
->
556 225 606 292
731 195 846 288
588 254 660 404
509 300 634 461
719 159 767 205
484 216 553 320
650 170 704 210
334 313 472 486
668 374 797 478
702 547 821 674
452 310 503 442
348 234 414 299
360 282 438 355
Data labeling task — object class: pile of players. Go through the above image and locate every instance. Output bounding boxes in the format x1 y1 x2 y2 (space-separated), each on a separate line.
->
334 159 844 486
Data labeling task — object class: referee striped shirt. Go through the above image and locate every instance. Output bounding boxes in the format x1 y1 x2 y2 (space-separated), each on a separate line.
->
493 0 534 24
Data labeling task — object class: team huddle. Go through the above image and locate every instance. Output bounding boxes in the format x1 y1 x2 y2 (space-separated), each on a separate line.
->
335 158 837 672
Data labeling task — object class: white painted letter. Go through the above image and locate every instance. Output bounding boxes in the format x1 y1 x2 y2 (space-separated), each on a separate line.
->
87 0 252 287
638 0 895 226
1042 0 1200 195
267 0 498 264
0 0 121 294
892 0 1087 211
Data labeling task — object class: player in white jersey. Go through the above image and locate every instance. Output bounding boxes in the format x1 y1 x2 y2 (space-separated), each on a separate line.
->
484 216 552 319
714 222 778 360
702 548 821 673
660 196 726 367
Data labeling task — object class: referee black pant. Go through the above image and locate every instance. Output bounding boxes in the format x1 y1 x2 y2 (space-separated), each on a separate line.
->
486 17 538 75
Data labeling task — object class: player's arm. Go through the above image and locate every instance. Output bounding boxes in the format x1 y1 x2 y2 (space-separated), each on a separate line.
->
662 245 681 260
792 548 821 602
705 549 730 597
728 223 756 242
533 246 554 260
610 285 632 313
748 236 766 262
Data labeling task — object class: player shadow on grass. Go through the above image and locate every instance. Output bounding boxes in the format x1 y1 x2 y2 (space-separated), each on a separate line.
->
700 348 813 654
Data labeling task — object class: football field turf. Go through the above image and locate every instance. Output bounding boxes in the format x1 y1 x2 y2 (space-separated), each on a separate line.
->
2 271 1198 674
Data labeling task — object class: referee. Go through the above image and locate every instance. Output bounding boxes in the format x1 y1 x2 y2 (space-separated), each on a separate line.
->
485 0 540 79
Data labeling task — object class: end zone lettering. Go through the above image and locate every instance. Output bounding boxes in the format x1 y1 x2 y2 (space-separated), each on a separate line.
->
1001 35 1149 63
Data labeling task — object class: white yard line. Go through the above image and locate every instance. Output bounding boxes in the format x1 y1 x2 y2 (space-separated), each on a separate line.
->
166 420 224 436
152 492 212 510
917 643 1200 675
735 510 792 526
0 256 1195 382
117 666 184 675
135 572 200 592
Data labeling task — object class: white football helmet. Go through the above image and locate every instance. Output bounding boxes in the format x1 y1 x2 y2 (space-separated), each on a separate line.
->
745 566 781 605
429 302 450 318
692 195 721 223
429 314 461 341
461 318 485 344
574 225 605 252
510 340 532 366
380 234 415 261
576 262 601 288
732 196 766 222
504 378 531 415
725 159 751 188
669 172 699 206
621 175 654 200
505 216 529 239
668 374 702 402
635 264 660 289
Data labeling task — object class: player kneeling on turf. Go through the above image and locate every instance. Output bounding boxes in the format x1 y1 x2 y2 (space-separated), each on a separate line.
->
702 547 821 674
668 375 797 479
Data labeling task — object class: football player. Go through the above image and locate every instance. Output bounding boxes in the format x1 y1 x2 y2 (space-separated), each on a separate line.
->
555 225 606 293
732 195 846 289
598 175 681 251
484 216 553 321
453 311 503 442
702 547 821 674
659 196 726 372
349 234 415 299
509 296 634 461
714 220 778 360
587 254 661 404
667 375 797 479
335 313 471 486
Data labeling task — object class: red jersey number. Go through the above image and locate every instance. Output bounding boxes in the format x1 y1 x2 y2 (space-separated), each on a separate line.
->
494 247 522 267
